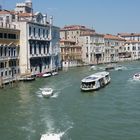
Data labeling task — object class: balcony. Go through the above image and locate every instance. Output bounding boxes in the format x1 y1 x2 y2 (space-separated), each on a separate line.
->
0 56 19 61
0 22 16 29
28 35 51 41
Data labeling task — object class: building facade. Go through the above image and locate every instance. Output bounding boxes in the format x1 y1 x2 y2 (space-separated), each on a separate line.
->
60 40 82 67
60 25 96 66
104 34 125 63
80 32 104 64
118 33 140 41
0 0 60 76
118 33 140 61
0 22 20 86
124 40 140 60
60 25 95 44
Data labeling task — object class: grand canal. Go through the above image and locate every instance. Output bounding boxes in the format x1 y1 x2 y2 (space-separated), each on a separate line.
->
0 61 140 140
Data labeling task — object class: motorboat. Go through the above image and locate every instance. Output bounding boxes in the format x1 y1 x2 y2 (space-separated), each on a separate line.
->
41 88 53 98
51 71 58 76
90 65 97 70
40 133 62 140
105 64 115 71
133 73 140 80
40 127 71 140
42 72 52 78
19 76 35 82
115 65 126 71
80 71 111 91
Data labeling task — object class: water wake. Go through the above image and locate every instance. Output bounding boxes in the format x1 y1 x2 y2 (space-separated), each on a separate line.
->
36 88 61 99
128 78 140 83
40 126 72 140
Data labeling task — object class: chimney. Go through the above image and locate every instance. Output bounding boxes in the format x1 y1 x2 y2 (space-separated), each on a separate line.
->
49 15 53 25
43 14 47 24
15 13 19 22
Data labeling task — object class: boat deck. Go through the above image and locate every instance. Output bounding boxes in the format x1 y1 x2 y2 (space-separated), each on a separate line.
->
40 134 61 140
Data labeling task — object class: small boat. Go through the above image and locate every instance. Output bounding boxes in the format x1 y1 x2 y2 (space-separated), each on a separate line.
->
115 65 126 71
80 71 111 91
19 76 35 82
36 73 44 77
133 73 140 80
105 64 115 71
40 133 62 140
90 65 97 70
51 71 58 76
42 72 52 78
41 88 53 97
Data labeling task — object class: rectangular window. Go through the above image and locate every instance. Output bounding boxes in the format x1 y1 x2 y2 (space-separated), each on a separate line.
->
9 70 11 75
4 33 7 38
44 45 46 53
34 28 36 36
0 33 3 38
30 45 32 54
5 71 7 76
39 45 41 54
1 72 3 77
46 30 49 38
38 28 40 37
0 47 3 56
29 26 31 36
34 44 36 54
43 29 45 37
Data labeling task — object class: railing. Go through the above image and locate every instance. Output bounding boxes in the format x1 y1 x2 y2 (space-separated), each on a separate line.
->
0 22 16 29
0 56 19 61
30 53 51 57
29 35 50 41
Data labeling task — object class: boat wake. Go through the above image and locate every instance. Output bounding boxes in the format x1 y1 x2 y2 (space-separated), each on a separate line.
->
40 126 72 140
36 88 61 98
128 78 140 83
51 91 61 98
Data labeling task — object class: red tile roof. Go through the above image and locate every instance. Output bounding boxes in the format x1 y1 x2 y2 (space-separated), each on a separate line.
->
18 13 33 17
125 40 140 43
118 33 140 37
104 34 125 41
60 25 95 32
0 10 15 15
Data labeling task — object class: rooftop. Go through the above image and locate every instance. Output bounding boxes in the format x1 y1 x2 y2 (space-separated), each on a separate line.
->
60 25 95 32
104 34 125 41
118 33 140 37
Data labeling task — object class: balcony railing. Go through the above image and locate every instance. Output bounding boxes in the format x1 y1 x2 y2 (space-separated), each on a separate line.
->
29 35 50 41
0 22 16 29
0 56 19 61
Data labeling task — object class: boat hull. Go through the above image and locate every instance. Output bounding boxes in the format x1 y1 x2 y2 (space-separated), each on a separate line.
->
41 88 53 98
133 73 140 80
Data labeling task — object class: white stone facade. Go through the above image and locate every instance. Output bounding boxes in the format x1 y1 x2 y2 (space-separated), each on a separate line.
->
124 41 140 60
79 33 104 64
14 19 60 76
0 0 60 76
0 23 20 85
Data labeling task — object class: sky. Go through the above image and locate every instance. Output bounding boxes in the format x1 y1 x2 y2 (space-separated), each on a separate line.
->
0 0 140 34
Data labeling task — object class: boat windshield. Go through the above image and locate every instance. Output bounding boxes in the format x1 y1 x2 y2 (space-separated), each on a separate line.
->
44 88 52 92
85 76 98 80
81 81 95 88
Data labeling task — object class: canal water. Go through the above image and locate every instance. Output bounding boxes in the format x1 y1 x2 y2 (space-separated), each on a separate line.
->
0 61 140 140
